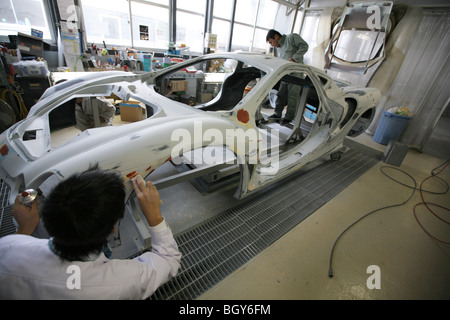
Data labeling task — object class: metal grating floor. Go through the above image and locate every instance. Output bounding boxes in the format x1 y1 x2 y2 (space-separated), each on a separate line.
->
0 139 382 299
147 139 382 300
0 177 13 238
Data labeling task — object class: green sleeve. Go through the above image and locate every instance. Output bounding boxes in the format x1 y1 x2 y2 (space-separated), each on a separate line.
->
290 34 309 63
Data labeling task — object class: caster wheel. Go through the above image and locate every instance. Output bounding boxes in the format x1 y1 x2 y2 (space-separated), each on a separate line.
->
330 152 342 161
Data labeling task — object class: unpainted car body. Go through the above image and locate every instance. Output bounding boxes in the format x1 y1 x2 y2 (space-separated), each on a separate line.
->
0 52 381 205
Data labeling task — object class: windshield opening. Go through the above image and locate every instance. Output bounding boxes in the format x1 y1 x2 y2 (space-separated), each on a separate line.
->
155 58 265 111
49 94 154 148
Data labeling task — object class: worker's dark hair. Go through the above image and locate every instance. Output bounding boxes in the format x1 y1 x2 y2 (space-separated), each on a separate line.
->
41 164 126 261
266 29 282 42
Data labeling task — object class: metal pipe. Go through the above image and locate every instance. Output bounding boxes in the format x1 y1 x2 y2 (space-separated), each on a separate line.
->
129 0 134 48
226 0 237 52
203 0 214 54
169 0 176 43
250 0 261 52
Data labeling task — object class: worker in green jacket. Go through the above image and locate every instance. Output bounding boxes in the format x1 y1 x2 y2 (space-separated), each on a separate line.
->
266 29 309 124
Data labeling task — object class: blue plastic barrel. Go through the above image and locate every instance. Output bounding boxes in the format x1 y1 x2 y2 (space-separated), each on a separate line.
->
373 109 411 145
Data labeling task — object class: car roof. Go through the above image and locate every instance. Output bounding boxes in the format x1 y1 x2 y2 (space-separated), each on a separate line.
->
156 52 290 75
198 52 329 80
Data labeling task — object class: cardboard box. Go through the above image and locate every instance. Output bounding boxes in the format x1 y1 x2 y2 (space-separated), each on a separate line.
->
119 99 147 122
170 80 187 92
200 92 213 103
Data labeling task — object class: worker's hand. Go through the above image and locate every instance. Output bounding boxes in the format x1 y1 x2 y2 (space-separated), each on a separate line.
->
12 194 40 235
132 175 163 227
288 57 295 62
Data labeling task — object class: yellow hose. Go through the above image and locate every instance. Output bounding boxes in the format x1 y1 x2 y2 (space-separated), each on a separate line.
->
1 88 28 120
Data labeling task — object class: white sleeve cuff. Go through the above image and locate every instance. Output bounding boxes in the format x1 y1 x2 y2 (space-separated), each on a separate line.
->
149 218 168 232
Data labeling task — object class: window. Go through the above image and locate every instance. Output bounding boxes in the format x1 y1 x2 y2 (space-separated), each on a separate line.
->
211 0 279 53
0 0 54 41
81 0 170 49
81 0 131 47
256 0 277 29
154 57 263 111
131 1 169 49
211 0 233 52
300 11 321 66
252 28 269 53
232 0 260 52
213 0 234 20
252 0 279 52
231 24 254 52
211 19 231 53
176 0 206 53
0 0 286 55
332 30 386 63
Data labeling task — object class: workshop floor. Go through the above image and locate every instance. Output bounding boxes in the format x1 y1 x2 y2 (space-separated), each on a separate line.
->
198 133 450 300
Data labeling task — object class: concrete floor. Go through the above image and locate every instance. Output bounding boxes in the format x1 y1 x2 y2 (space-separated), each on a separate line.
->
198 133 450 300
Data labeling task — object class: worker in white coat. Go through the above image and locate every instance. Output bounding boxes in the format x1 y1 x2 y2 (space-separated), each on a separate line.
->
0 165 181 299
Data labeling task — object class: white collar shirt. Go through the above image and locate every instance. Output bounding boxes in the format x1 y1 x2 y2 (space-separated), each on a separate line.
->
0 219 181 300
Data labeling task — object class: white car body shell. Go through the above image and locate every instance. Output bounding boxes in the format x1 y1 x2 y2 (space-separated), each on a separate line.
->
0 52 381 205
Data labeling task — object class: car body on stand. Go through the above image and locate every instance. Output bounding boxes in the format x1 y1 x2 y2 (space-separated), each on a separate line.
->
0 52 380 207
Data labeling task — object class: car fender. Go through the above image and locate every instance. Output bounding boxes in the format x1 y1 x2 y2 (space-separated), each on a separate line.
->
18 114 250 204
